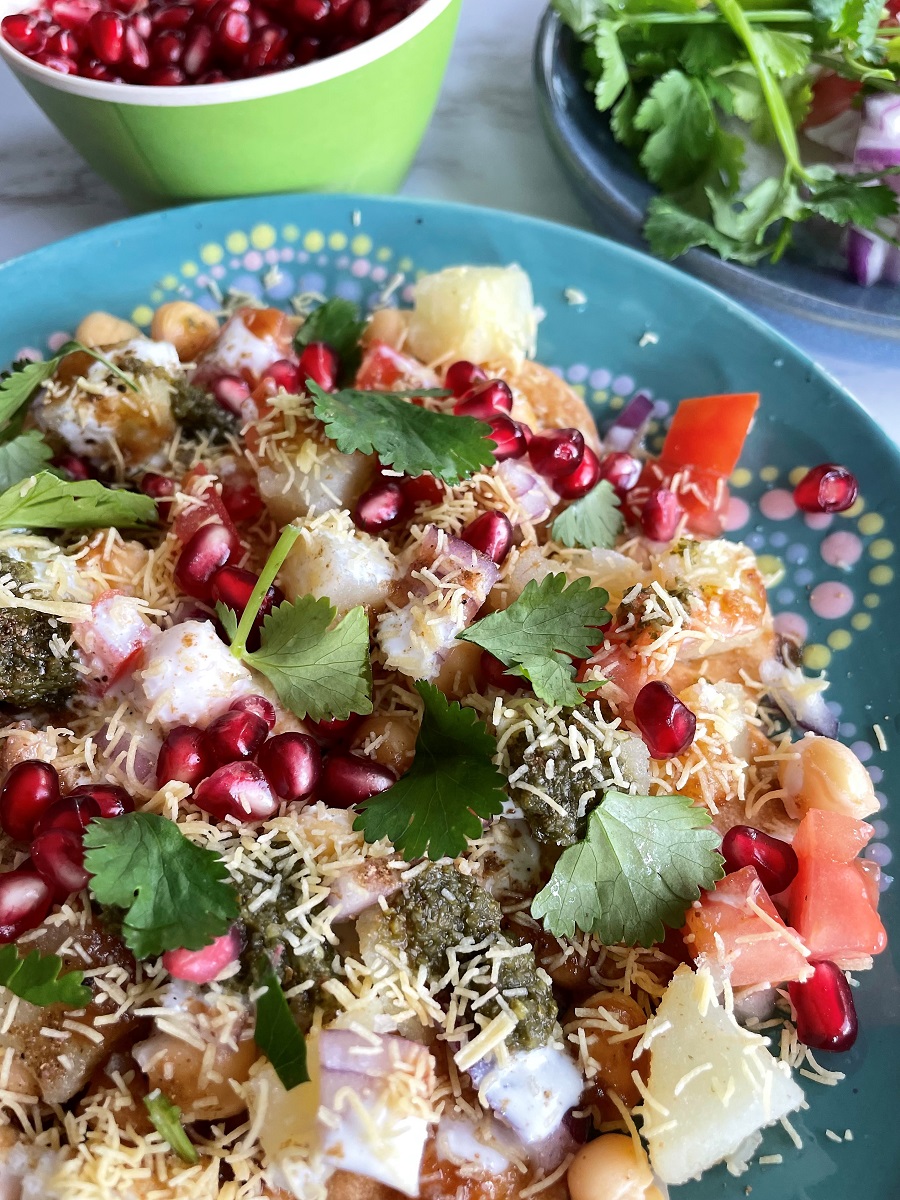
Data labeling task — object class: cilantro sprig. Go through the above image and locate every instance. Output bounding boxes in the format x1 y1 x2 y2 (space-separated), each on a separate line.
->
293 298 366 385
254 962 310 1091
0 340 137 430
307 380 496 484
552 479 623 550
458 573 611 707
0 472 157 531
143 1091 199 1165
0 943 91 1008
220 525 372 722
354 682 506 861
555 0 900 267
532 788 724 946
83 813 240 959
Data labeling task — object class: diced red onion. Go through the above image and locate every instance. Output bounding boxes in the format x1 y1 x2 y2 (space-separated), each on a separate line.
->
603 391 654 452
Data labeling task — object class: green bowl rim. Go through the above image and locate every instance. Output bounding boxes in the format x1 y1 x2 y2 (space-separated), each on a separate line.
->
0 0 456 107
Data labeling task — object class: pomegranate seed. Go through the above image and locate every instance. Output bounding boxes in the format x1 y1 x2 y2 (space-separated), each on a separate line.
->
528 428 585 480
481 651 527 692
320 752 396 808
556 446 601 500
486 415 528 462
721 825 799 896
120 23 149 72
598 451 641 494
52 0 100 30
258 357 302 393
789 961 858 1052
215 7 250 56
34 794 101 838
221 477 263 523
151 29 184 66
0 761 60 842
182 23 212 74
194 761 278 822
146 64 185 83
0 863 54 943
293 0 330 21
245 22 287 68
348 0 371 31
230 694 276 731
152 4 192 29
793 464 858 514
47 26 80 55
52 452 92 480
141 471 175 519
174 523 242 601
454 379 513 420
81 56 119 79
258 733 322 801
1 12 47 52
163 927 241 983
299 342 339 392
640 487 683 542
67 783 133 818
445 360 487 397
157 725 212 788
210 565 282 649
132 13 151 37
293 33 320 62
400 473 443 508
89 11 124 62
355 479 406 534
212 374 251 414
202 709 268 766
307 715 361 744
34 51 77 72
461 510 513 563
32 828 89 900
633 682 696 759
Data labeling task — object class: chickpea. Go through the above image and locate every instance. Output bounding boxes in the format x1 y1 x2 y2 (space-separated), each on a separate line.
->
74 311 140 348
509 914 595 992
350 714 418 775
779 734 878 821
150 301 220 361
568 1134 664 1200
565 991 648 1125
435 640 484 700
133 1026 258 1121
362 307 409 350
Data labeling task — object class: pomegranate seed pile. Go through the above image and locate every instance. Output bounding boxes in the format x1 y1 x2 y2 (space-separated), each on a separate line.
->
1 0 424 85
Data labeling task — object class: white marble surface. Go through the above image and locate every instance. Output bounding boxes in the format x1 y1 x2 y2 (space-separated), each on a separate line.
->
0 0 897 442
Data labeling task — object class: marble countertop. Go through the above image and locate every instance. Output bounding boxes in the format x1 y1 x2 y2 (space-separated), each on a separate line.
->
0 0 897 442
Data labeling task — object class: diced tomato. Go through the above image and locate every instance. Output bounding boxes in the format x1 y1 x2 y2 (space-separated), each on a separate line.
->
660 393 759 478
628 460 731 537
355 341 440 392
804 74 862 130
174 464 239 545
685 866 812 990
789 810 888 968
577 641 649 710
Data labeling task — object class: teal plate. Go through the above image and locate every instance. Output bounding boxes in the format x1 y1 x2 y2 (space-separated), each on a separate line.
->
0 194 897 1199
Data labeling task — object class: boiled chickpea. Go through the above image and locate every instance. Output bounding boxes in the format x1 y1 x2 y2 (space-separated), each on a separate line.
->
779 734 878 821
74 311 139 348
566 991 648 1125
567 1134 664 1200
350 714 418 775
133 1026 258 1121
362 307 409 349
150 301 220 361
435 640 483 700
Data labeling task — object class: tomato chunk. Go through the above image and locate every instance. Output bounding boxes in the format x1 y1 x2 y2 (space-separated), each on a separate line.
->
355 341 440 392
629 460 730 537
789 810 887 969
685 866 812 990
660 393 759 478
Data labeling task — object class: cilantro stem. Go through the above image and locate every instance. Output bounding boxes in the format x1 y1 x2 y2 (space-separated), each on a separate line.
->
712 0 812 183
229 525 301 660
61 341 140 394
622 8 812 20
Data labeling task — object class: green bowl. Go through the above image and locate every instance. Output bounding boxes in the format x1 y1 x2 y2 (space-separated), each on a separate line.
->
0 0 460 210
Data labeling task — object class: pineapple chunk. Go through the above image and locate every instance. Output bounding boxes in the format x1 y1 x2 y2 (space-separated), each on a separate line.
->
406 266 538 368
643 965 804 1185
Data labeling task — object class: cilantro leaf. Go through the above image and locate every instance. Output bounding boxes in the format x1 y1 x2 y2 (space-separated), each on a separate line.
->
0 432 55 492
553 0 603 35
0 943 90 1007
594 21 630 111
459 574 610 706
144 1091 198 1165
0 472 157 531
254 962 309 1091
800 166 900 229
552 479 623 550
644 195 770 264
293 298 366 385
753 29 812 79
224 595 372 722
307 381 494 485
635 71 719 192
532 789 724 946
354 681 505 861
0 358 60 429
83 813 240 959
